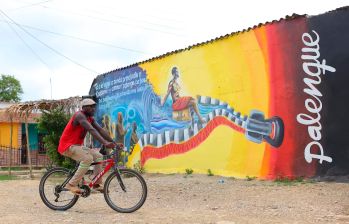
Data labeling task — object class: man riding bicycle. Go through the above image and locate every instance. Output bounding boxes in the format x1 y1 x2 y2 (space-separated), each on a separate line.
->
58 98 123 196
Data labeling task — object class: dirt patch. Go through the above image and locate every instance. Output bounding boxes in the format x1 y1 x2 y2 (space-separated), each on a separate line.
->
309 165 349 183
1 172 349 223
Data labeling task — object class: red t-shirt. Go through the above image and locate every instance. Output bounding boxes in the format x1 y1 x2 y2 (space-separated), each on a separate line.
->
58 110 92 154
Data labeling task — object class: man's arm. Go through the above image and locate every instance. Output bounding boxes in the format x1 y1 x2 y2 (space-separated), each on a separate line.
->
75 114 114 148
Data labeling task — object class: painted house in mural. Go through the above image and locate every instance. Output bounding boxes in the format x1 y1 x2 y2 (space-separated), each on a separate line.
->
89 7 349 179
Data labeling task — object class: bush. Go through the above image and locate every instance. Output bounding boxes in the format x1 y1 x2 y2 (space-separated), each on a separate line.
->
185 168 193 175
61 161 76 170
133 160 145 173
35 107 75 167
43 160 53 171
207 169 214 176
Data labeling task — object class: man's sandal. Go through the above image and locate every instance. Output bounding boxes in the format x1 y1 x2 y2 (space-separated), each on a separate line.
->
66 184 82 196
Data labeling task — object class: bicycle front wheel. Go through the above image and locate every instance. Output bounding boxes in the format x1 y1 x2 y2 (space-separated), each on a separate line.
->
39 167 79 211
104 168 147 213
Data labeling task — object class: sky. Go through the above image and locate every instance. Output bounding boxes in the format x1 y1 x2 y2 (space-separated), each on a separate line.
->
0 0 347 102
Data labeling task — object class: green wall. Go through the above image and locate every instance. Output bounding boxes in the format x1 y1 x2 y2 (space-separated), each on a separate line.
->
22 123 39 145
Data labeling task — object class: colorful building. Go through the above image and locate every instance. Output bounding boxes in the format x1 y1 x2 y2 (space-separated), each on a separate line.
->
0 102 42 148
88 7 349 179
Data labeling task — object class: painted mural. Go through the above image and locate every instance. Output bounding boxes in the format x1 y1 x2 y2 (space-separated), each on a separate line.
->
89 8 349 179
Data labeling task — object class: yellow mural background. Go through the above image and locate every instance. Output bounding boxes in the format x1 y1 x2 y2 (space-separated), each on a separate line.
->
126 144 141 168
138 30 269 177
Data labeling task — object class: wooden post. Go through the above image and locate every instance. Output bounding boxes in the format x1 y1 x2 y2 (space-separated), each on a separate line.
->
36 142 38 168
9 116 13 177
25 115 33 178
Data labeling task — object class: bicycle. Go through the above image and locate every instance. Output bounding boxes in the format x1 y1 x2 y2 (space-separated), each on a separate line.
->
39 146 147 213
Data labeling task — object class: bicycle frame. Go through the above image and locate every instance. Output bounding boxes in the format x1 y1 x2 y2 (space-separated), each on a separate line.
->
86 157 115 187
60 149 126 191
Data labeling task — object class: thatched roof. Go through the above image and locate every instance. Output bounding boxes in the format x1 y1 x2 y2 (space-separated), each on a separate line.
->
0 96 82 119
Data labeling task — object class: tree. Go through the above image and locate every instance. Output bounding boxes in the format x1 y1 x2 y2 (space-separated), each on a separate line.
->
0 74 24 102
34 107 76 169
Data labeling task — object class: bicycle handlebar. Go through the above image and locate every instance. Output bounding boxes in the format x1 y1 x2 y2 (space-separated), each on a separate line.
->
115 145 125 150
99 144 125 151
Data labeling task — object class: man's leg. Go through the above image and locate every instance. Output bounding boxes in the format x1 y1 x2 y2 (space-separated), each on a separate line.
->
184 97 206 123
62 145 93 195
85 147 104 185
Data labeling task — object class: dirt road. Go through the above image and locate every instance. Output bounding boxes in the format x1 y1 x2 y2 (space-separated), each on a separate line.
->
1 172 349 224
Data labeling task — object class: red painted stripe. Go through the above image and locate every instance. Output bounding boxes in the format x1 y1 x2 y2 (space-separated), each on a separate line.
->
262 18 316 178
141 116 245 167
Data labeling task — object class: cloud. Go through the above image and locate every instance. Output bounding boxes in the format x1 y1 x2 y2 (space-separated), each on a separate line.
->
0 0 348 101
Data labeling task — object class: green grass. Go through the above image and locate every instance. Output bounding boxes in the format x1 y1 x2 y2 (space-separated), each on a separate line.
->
0 175 16 180
1 167 43 171
246 176 257 181
273 174 299 186
207 169 214 176
229 177 236 180
273 174 317 186
1 167 27 171
301 180 316 184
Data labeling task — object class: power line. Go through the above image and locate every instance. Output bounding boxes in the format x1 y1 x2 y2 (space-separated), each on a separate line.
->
41 6 192 38
7 0 54 12
0 21 20 45
0 10 100 75
9 0 187 31
149 7 187 16
0 19 156 56
10 0 186 23
10 0 196 39
9 0 186 23
96 4 185 23
69 7 186 31
47 64 97 76
0 11 74 90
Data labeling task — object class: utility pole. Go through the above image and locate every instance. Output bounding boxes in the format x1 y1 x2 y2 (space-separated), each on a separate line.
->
50 78 52 99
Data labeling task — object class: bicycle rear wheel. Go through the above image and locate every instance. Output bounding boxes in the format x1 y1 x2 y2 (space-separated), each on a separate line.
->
104 168 147 213
39 167 79 211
